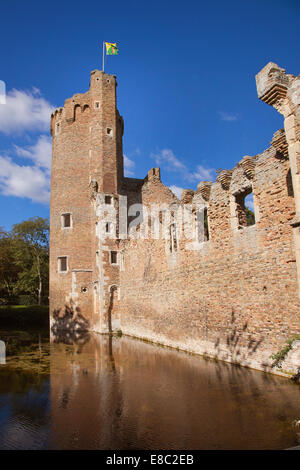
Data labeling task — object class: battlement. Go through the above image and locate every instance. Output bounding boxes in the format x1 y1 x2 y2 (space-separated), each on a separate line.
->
50 70 119 136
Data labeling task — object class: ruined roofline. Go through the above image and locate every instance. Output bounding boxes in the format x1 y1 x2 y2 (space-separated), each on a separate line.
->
123 126 286 204
177 128 288 203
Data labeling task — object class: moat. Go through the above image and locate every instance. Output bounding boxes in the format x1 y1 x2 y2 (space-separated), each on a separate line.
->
0 328 299 450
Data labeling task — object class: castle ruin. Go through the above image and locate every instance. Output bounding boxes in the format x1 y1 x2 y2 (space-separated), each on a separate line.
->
50 63 300 376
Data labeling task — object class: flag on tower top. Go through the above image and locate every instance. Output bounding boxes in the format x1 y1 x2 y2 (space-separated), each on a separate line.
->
105 42 118 55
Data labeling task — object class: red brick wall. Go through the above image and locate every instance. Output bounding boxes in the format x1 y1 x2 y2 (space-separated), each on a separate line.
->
50 67 300 376
119 149 300 375
50 71 123 331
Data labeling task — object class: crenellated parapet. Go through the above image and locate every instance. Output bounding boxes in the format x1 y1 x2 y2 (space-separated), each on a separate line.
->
64 92 90 123
50 107 63 136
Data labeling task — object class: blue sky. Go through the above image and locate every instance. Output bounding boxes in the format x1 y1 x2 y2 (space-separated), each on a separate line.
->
0 0 299 230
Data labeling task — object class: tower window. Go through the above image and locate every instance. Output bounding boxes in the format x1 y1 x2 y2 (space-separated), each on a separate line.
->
58 257 68 272
94 101 100 109
105 195 112 205
106 127 112 135
55 122 61 136
106 222 112 233
110 251 118 264
61 213 71 228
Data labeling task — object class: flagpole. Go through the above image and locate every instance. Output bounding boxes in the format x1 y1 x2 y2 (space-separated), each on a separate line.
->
102 42 105 72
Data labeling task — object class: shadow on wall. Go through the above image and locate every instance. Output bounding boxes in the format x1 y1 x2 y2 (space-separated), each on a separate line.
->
212 308 264 367
108 285 118 333
51 302 90 347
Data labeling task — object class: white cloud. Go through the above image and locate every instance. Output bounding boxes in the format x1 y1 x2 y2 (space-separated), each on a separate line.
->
169 185 184 199
0 80 5 105
190 164 215 181
14 135 52 170
217 111 239 122
0 155 50 204
151 148 215 183
151 149 186 173
245 193 254 211
0 88 54 134
124 155 135 177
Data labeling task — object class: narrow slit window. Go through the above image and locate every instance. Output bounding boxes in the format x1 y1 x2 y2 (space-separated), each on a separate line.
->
110 251 118 264
62 213 71 228
94 101 100 109
106 222 112 233
58 257 68 272
169 223 177 253
204 207 209 241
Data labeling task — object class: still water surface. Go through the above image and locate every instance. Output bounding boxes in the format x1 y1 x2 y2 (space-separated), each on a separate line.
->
0 329 299 450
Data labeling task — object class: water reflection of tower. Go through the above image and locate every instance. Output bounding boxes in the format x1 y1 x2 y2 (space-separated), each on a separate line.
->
98 335 125 447
50 333 124 449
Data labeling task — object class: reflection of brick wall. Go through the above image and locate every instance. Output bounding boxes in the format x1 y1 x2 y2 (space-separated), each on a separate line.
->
50 65 300 376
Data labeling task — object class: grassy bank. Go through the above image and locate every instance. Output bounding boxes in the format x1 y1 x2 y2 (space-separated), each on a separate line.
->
0 305 49 329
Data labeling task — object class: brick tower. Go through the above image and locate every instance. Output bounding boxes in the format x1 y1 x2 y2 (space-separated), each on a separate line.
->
50 70 124 333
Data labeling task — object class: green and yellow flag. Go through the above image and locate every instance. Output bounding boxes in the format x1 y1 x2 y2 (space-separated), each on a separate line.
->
105 42 118 55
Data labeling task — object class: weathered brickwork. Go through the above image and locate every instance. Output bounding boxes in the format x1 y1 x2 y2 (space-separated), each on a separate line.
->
50 63 300 376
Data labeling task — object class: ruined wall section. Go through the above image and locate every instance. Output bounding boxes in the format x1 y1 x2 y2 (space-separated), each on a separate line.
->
256 63 300 299
119 143 300 375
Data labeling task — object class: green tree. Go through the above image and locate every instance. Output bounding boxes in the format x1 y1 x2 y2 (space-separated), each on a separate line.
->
12 217 49 306
0 228 20 301
245 207 255 226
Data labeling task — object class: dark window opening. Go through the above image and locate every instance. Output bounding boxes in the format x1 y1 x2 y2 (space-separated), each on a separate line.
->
62 213 71 228
110 251 118 264
286 169 294 197
55 122 60 135
106 127 112 135
204 208 209 241
169 223 177 253
106 222 111 233
235 189 255 228
105 195 112 205
58 257 67 272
